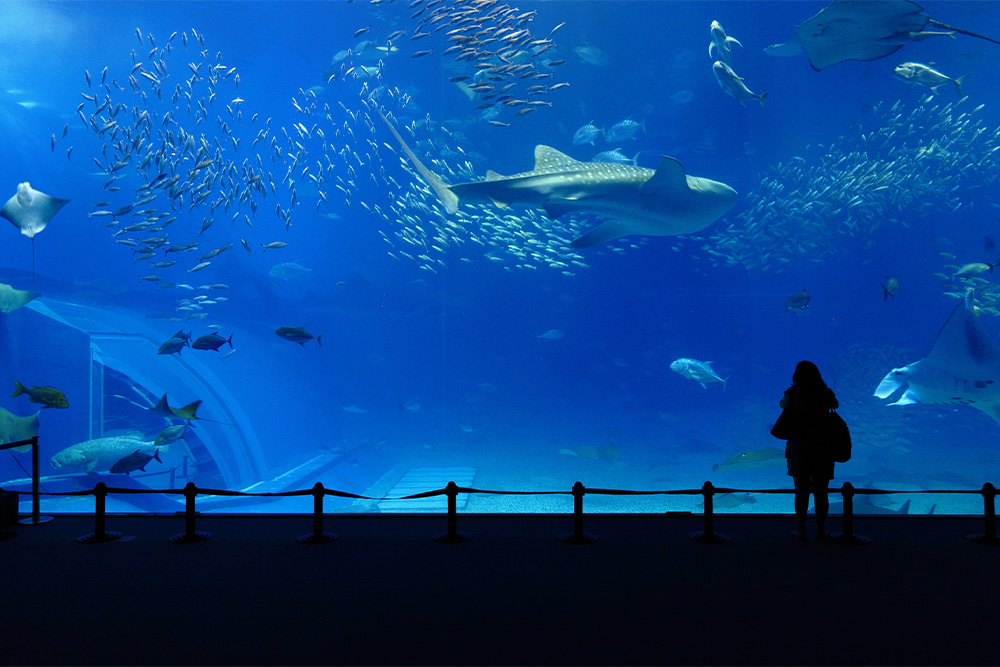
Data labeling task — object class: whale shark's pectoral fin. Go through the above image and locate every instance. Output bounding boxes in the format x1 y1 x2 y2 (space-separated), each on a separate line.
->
570 219 631 248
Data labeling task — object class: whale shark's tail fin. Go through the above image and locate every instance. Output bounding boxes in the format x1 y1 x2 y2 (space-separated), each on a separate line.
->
375 107 459 214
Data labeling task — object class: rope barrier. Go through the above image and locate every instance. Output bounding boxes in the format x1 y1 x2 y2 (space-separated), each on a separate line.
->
1 434 996 546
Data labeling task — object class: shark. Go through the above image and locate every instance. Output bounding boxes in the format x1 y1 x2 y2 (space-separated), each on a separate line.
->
875 301 1000 424
376 109 737 248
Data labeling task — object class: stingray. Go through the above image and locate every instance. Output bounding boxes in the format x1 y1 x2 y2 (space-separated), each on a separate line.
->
769 0 1000 71
0 282 39 313
0 406 40 453
1 182 70 277
875 301 1000 425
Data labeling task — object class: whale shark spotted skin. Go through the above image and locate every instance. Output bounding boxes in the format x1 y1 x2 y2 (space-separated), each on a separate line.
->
875 301 1000 424
377 109 737 248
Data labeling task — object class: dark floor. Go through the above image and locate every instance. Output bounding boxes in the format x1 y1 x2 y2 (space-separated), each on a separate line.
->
1 512 998 666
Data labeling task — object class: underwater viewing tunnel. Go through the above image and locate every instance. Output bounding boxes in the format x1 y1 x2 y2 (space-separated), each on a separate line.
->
0 296 272 512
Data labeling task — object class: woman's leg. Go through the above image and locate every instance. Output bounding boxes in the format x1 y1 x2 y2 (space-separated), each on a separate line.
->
812 475 830 537
793 476 810 537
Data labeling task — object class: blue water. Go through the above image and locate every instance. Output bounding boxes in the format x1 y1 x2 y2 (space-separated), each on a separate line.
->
1 1 999 514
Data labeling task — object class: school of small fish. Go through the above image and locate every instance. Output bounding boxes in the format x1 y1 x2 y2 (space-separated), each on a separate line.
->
705 96 1000 278
49 10 1000 318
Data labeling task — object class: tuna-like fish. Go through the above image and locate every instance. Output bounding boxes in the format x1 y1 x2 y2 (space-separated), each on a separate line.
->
110 448 161 475
709 20 742 67
670 358 728 389
713 61 768 107
572 121 602 146
894 62 966 96
51 433 168 474
275 326 323 346
603 118 644 143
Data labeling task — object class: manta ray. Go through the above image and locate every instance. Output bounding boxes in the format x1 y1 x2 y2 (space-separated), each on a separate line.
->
875 301 1000 424
1 182 70 277
0 282 39 313
1 182 69 239
768 0 1000 71
376 109 737 248
0 406 40 453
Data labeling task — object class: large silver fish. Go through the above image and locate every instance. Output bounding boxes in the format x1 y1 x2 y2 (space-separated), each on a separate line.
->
893 62 966 96
51 433 168 474
713 61 768 108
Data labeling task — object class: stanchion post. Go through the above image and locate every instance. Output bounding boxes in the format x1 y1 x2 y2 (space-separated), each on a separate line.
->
432 481 472 543
18 437 52 526
831 481 870 545
78 482 122 543
298 482 338 544
559 481 598 544
967 482 999 545
689 481 729 543
169 482 211 543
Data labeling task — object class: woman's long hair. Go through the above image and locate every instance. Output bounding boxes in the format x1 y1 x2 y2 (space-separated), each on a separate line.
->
792 360 827 390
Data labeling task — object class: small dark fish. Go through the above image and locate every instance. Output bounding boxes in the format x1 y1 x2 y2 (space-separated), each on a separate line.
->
785 289 810 314
882 277 899 301
110 449 161 475
191 333 233 351
11 381 69 409
275 326 323 346
157 336 188 355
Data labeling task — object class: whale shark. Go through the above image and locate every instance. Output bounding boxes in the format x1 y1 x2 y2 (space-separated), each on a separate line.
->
376 109 737 248
875 301 1000 424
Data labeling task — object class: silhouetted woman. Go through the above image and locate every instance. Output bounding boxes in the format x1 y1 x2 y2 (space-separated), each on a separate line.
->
780 360 838 539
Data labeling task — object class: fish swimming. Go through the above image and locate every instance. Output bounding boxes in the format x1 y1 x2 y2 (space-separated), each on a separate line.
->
154 424 187 447
0 283 40 313
712 448 784 471
670 358 728 389
192 333 233 351
713 61 768 107
109 448 162 475
603 118 644 143
51 433 167 474
709 20 742 67
11 381 68 409
377 109 737 248
572 121 603 146
875 301 1000 425
269 261 312 281
786 290 810 313
1 182 70 239
275 326 323 346
894 62 966 96
0 407 40 453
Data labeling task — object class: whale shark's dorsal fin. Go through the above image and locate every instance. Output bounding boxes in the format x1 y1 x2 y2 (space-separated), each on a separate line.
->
533 145 581 171
641 157 691 200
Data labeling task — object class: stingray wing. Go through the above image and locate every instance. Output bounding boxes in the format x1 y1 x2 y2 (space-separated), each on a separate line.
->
796 0 928 70
924 302 1000 379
